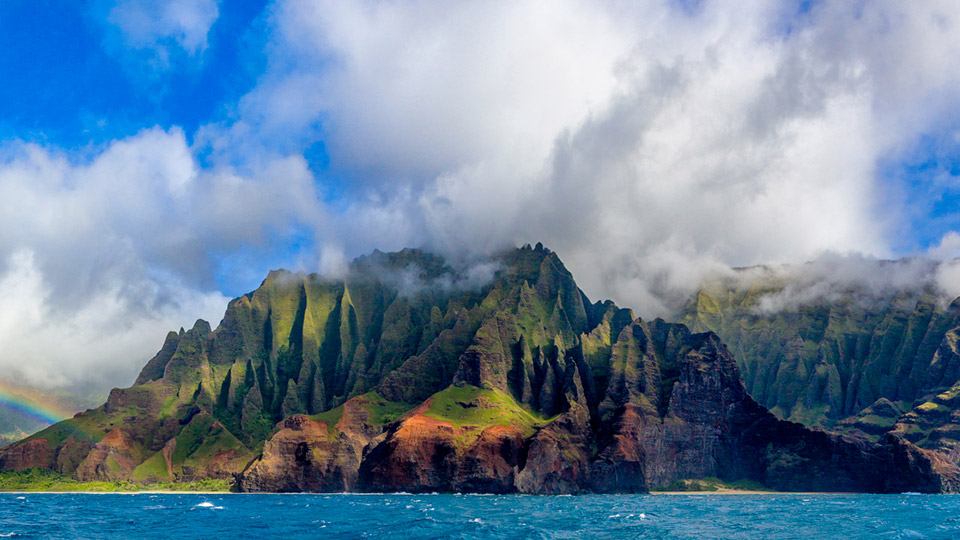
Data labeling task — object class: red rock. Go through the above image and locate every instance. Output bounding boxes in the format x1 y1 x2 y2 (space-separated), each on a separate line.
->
74 428 138 481
239 396 381 492
0 438 52 471
358 410 525 493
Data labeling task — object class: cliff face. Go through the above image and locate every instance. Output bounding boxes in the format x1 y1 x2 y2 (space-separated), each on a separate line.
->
237 394 389 492
678 280 960 431
676 271 960 487
3 245 958 493
242 314 959 494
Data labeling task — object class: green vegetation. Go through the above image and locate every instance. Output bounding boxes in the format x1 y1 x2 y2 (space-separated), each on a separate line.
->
308 392 411 437
651 477 772 492
360 392 411 425
310 405 344 436
130 451 170 482
677 279 960 434
424 384 553 442
5 244 712 490
6 245 941 494
765 445 811 476
0 468 232 492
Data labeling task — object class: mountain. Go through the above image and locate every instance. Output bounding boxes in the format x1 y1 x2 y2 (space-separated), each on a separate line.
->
677 266 960 457
2 245 957 493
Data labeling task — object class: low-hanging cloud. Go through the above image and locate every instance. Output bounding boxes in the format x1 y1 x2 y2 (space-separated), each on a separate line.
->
354 256 504 299
721 255 960 315
208 0 960 317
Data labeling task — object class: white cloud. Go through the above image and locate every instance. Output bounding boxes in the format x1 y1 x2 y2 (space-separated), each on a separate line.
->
106 0 220 65
740 255 950 313
936 259 960 301
208 0 960 315
0 127 324 391
929 231 960 260
0 250 227 391
222 0 639 180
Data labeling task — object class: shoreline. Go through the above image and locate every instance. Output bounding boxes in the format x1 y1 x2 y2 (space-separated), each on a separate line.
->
0 489 873 496
649 490 844 495
1 490 231 495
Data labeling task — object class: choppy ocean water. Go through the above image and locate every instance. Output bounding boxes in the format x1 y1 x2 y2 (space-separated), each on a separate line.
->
1 493 958 539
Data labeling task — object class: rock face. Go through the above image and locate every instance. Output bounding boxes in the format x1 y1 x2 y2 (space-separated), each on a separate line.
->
4 244 959 493
677 267 960 481
0 438 52 471
678 277 960 431
358 408 525 493
246 299 960 494
239 395 384 492
74 428 138 481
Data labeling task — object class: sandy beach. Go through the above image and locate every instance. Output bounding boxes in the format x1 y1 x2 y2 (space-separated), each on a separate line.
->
650 490 852 495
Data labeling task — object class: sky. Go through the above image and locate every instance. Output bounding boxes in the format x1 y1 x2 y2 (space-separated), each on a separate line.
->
2 0 960 392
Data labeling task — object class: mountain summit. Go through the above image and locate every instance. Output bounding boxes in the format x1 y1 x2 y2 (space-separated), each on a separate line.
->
2 245 957 493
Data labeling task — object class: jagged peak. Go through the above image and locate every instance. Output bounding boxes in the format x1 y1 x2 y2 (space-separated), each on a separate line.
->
350 247 453 281
262 268 310 289
191 319 212 335
249 244 578 301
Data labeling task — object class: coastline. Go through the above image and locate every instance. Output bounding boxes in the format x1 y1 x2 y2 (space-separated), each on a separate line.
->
649 490 841 495
2 490 231 495
0 489 860 496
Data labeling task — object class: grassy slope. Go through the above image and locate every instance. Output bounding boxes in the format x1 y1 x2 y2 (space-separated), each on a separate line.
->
0 468 231 492
308 391 413 438
423 384 555 445
650 477 772 492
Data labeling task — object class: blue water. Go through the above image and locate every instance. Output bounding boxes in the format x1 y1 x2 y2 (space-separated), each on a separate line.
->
0 493 958 539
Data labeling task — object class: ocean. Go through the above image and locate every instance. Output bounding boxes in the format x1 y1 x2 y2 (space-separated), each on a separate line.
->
0 493 956 539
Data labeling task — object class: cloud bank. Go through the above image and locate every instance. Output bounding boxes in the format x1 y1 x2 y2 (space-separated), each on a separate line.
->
0 128 321 391
709 254 960 315
5 0 960 391
220 0 960 314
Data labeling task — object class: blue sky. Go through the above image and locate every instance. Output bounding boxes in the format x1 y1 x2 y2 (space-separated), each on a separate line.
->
2 0 960 390
0 1 258 148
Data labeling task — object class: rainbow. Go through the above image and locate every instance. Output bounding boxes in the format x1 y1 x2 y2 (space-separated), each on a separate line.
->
0 380 77 427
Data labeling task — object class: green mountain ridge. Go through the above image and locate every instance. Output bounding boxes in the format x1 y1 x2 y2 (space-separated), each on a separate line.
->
678 271 960 453
0 245 599 484
2 245 958 493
